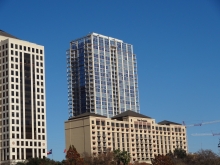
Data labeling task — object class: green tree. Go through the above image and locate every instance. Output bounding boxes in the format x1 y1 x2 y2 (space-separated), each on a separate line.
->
120 151 131 165
16 158 64 165
113 149 131 165
174 148 187 159
113 149 121 165
16 162 26 165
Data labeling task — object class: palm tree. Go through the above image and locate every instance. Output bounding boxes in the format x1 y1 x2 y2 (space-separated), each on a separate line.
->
113 149 131 165
120 151 131 165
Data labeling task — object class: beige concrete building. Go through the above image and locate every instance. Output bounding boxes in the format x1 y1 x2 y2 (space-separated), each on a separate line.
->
0 30 47 163
65 110 187 163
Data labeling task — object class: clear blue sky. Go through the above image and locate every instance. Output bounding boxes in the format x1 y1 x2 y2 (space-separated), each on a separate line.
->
1 0 220 161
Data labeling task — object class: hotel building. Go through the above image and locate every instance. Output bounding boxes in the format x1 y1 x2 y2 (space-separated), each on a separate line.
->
0 30 47 163
65 110 187 164
67 33 139 118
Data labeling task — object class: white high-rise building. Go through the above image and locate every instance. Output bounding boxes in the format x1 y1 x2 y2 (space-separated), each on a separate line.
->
0 30 47 163
67 33 140 118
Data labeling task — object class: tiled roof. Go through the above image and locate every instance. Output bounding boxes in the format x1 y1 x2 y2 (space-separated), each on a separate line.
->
111 110 151 119
158 120 182 125
0 30 18 39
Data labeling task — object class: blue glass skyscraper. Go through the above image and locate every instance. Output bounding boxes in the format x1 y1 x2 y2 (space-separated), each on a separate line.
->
67 33 140 118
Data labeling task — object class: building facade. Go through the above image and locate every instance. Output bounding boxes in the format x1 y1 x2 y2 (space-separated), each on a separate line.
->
67 33 140 118
0 30 47 163
65 110 187 164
